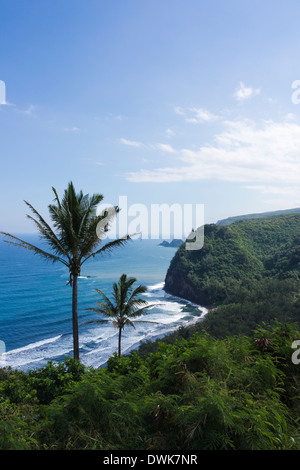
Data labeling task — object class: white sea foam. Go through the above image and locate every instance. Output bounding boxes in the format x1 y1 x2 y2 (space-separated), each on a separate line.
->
147 282 165 291
0 334 70 369
0 335 62 356
0 278 208 371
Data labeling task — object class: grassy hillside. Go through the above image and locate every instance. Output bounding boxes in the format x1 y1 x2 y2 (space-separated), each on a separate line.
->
2 321 300 450
164 214 300 322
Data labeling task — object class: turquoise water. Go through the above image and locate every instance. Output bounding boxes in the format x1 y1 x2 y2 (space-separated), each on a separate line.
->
0 236 207 371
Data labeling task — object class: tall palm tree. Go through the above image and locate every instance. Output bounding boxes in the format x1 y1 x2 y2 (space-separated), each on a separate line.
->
84 274 157 357
0 182 129 361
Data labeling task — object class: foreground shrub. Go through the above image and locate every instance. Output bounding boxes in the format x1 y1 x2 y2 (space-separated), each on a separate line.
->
1 323 300 450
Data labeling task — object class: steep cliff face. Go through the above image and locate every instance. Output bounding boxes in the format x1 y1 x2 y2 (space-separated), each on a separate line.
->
164 259 205 305
164 214 300 308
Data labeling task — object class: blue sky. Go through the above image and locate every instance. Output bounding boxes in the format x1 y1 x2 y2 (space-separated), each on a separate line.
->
1 0 300 233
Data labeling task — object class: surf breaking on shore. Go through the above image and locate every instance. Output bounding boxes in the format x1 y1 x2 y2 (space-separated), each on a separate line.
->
0 282 208 371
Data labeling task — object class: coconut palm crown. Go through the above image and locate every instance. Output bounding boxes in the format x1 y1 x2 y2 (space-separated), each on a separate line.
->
0 182 129 360
85 274 157 357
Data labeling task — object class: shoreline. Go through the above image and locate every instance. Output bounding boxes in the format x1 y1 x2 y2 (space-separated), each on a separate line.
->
98 291 210 368
0 282 210 372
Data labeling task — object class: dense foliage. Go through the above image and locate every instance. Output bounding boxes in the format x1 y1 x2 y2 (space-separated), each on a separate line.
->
165 214 300 308
161 215 300 344
1 321 300 450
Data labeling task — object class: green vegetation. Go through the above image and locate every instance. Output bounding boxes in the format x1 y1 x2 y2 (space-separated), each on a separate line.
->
1 321 300 450
0 182 129 360
165 214 300 309
1 212 300 450
161 213 300 343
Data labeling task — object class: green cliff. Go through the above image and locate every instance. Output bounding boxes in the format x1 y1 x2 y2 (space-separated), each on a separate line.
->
164 213 300 308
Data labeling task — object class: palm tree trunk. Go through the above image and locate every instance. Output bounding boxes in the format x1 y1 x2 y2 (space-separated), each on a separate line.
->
118 328 122 357
72 273 80 361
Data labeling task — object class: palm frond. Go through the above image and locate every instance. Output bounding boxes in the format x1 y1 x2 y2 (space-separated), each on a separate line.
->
24 200 60 240
127 304 157 318
81 236 130 265
95 288 117 313
51 186 62 211
76 218 102 259
85 306 117 318
78 193 104 241
123 283 148 313
129 284 147 298
124 318 136 329
0 232 68 266
48 202 75 251
25 212 71 262
117 274 131 310
83 307 107 314
49 183 80 253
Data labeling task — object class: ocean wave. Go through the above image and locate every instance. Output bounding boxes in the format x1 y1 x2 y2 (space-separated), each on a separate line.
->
0 334 69 369
147 281 165 291
0 279 208 371
1 335 62 356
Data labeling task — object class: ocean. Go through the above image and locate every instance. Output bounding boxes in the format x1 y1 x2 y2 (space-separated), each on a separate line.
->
0 235 207 371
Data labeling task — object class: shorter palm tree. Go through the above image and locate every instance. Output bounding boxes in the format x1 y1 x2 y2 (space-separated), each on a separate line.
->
84 274 158 357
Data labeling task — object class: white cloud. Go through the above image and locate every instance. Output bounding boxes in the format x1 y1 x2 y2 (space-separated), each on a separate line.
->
156 143 176 153
120 138 144 147
187 107 218 123
127 118 300 186
175 106 218 123
174 106 185 116
120 138 176 153
234 82 261 101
